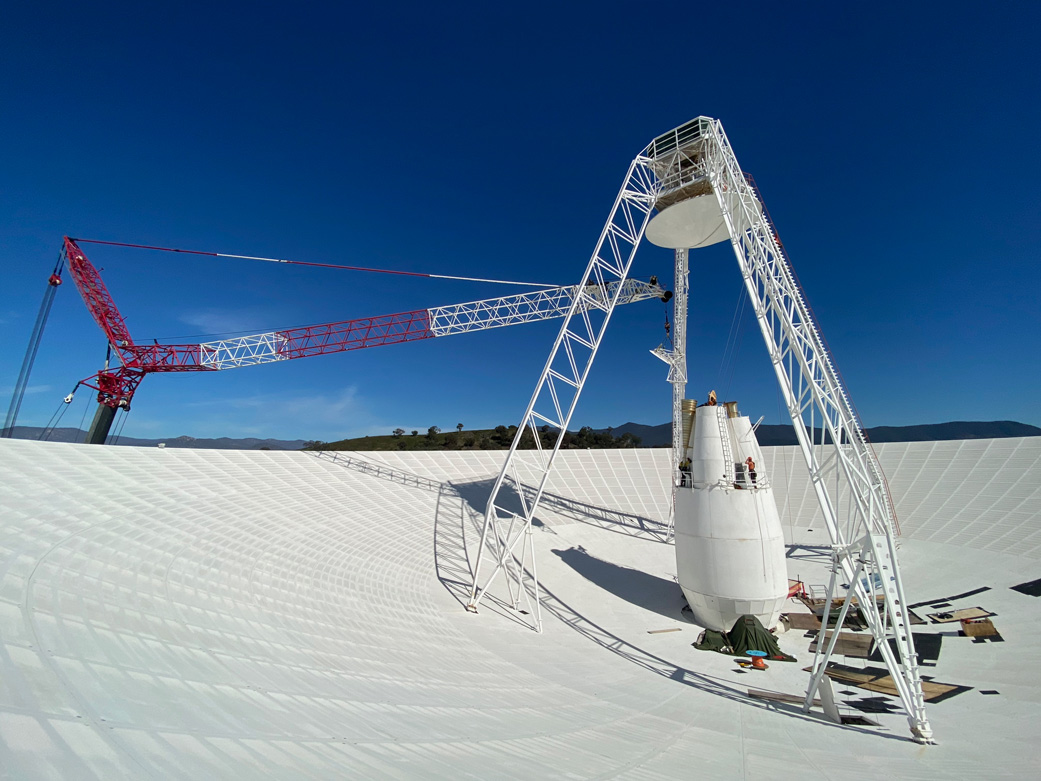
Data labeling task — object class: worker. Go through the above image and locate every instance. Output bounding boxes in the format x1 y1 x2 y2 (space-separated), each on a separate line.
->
707 389 717 406
745 456 757 486
679 457 692 487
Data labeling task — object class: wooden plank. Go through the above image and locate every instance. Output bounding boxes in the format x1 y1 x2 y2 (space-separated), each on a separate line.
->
748 689 821 707
927 607 994 624
961 618 998 637
860 678 902 697
817 666 875 685
808 630 873 658
784 612 821 630
804 664 963 702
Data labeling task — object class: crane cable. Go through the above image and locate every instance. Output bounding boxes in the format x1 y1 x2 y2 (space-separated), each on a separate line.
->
38 383 79 441
109 407 131 446
3 252 66 438
718 283 748 399
75 388 92 436
70 238 562 288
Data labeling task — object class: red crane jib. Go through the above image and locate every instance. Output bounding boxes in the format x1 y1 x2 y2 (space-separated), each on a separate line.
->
64 237 136 354
270 311 434 360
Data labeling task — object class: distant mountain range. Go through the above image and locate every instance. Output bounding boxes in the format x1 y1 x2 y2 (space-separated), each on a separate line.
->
602 420 1041 447
0 427 307 450
3 420 1039 450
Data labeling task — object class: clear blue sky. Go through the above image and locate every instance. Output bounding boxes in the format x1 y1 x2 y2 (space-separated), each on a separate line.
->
2 2 1039 441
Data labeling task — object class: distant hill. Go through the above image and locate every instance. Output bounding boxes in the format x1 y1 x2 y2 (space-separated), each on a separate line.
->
5 420 1038 452
0 427 307 450
604 420 1041 447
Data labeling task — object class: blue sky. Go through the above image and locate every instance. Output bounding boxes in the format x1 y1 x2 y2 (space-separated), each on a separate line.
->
2 2 1039 441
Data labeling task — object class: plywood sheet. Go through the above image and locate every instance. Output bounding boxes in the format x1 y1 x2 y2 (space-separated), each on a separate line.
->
807 663 968 702
808 630 873 658
783 612 821 630
927 607 995 624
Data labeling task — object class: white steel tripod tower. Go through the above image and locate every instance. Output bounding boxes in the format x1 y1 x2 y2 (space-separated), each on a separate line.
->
467 117 933 743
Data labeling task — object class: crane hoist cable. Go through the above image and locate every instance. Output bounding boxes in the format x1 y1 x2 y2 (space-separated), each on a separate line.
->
75 387 92 434
108 407 131 446
718 282 748 397
37 381 82 441
70 238 561 288
38 383 79 441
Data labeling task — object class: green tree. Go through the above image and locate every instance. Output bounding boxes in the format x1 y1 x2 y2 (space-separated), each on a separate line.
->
618 432 641 448
392 428 405 438
456 423 464 433
411 430 418 436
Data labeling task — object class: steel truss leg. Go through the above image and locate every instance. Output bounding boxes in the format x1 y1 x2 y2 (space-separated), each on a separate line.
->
701 120 933 743
466 157 658 630
805 546 863 711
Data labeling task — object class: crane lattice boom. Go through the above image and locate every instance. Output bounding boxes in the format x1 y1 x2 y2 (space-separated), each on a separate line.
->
199 280 659 369
61 238 667 408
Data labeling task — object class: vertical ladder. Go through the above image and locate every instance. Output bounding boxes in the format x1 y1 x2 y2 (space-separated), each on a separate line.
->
715 406 735 486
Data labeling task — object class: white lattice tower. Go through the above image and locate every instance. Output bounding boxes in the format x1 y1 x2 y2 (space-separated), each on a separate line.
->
649 247 689 539
668 249 689 477
465 116 932 743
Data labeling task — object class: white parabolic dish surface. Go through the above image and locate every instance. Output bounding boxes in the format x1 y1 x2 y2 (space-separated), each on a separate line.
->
1 436 1040 779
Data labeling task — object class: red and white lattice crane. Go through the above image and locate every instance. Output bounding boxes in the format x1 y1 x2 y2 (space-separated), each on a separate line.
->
57 237 669 443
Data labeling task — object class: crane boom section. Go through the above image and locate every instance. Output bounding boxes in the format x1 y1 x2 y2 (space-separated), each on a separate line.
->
427 280 653 336
198 281 665 370
200 310 434 369
64 238 204 372
64 237 135 352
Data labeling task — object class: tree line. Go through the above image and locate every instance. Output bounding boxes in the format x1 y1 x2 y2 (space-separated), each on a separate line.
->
303 423 640 452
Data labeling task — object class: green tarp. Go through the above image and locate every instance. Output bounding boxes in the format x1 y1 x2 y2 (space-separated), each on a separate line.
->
693 614 796 662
